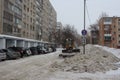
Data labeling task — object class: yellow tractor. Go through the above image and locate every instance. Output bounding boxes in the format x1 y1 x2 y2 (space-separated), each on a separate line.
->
59 38 80 57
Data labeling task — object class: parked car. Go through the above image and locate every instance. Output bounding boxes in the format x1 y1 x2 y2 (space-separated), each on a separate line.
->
0 49 6 61
51 46 56 52
23 48 32 56
2 49 21 60
48 47 53 53
37 46 48 54
29 47 38 55
8 47 24 58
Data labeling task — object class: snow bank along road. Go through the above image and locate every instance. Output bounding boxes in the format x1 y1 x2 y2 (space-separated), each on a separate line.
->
0 45 120 80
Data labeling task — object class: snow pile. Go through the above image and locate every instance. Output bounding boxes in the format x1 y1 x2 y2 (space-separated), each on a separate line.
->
95 45 120 58
50 44 120 73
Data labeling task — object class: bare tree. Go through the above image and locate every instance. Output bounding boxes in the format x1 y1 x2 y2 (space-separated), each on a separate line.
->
97 12 109 23
89 12 109 31
88 13 109 44
89 24 99 31
99 12 109 18
61 24 81 47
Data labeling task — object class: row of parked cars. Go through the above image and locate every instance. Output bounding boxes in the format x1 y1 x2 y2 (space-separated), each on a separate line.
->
0 46 56 61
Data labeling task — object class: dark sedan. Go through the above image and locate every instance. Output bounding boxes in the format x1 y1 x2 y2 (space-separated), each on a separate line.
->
2 49 21 60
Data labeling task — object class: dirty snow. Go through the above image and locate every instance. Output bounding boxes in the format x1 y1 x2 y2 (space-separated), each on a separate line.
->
50 45 120 73
0 45 120 80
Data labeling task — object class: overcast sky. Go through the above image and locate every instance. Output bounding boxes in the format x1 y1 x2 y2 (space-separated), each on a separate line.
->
50 0 120 34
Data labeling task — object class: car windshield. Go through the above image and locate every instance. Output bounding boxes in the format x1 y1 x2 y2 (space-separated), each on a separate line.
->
7 48 15 52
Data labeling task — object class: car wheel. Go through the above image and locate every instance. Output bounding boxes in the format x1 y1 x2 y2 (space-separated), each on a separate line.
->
1 59 5 61
42 51 45 54
6 55 10 60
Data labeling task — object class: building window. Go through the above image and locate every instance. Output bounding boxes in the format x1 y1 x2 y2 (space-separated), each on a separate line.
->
16 0 22 4
23 14 26 19
36 1 40 5
27 16 29 21
30 18 32 23
119 19 120 21
24 5 26 11
104 36 111 41
33 26 35 31
113 37 114 41
30 25 32 30
104 31 111 34
114 26 116 28
3 23 12 33
113 44 114 47
114 32 116 34
4 11 13 22
14 6 22 15
104 18 112 22
27 8 29 12
104 25 110 31
14 17 21 24
118 19 120 25
119 41 120 44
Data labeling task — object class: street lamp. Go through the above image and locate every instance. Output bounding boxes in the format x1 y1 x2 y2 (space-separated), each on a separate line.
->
83 0 86 54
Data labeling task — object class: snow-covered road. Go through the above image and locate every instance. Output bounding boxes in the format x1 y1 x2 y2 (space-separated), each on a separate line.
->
0 46 120 80
0 51 63 80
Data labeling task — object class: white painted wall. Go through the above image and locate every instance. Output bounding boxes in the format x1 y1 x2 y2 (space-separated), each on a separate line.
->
0 35 53 49
34 42 38 46
24 41 28 48
6 39 16 48
16 40 24 47
0 39 6 49
30 42 34 47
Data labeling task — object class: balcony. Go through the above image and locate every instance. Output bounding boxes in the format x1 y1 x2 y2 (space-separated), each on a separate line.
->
14 23 22 29
104 36 111 41
17 24 22 29
104 22 112 25
13 32 22 37
104 34 112 37
104 26 111 31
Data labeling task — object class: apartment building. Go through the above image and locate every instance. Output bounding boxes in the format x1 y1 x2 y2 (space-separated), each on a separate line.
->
48 4 57 42
0 0 57 42
90 24 99 44
56 22 63 44
35 0 43 41
22 0 36 39
0 0 22 36
99 17 120 48
90 30 99 44
57 22 63 31
42 0 57 42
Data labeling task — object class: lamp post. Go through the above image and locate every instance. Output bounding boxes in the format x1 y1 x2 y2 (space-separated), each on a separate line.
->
83 0 86 54
84 0 86 30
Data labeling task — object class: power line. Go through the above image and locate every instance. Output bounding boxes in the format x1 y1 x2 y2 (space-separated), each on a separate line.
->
86 3 92 25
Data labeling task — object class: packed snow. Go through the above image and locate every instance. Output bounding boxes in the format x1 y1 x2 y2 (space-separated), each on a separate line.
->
95 45 120 58
0 44 120 80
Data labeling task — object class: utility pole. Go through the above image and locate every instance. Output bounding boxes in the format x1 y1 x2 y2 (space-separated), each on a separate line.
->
83 0 86 54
